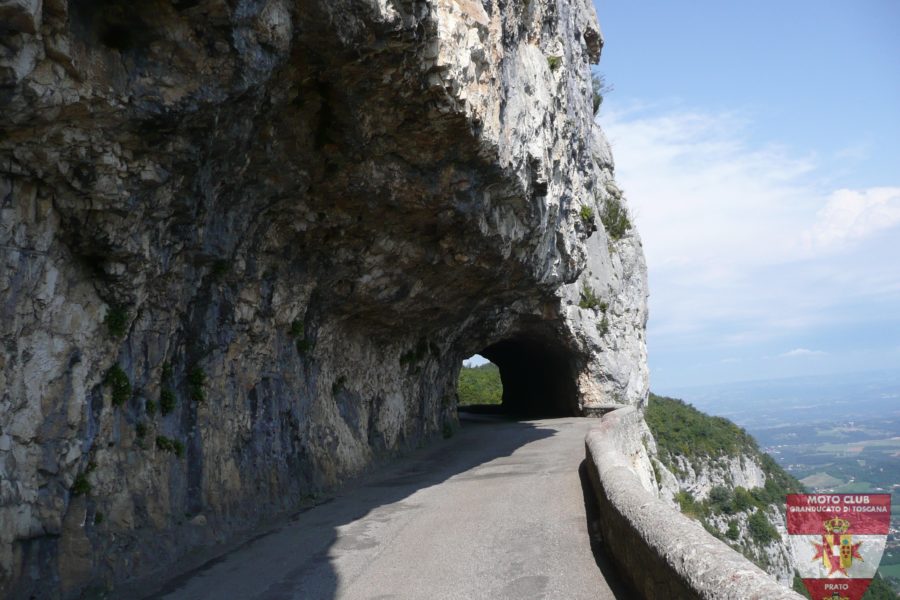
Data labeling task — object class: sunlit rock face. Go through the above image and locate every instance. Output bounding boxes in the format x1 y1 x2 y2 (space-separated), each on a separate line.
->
0 0 647 595
654 451 796 586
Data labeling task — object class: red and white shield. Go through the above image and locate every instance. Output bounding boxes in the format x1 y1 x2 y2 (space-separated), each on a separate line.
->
786 493 891 600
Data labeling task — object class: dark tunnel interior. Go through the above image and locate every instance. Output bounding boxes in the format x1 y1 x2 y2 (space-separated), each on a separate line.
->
478 335 579 418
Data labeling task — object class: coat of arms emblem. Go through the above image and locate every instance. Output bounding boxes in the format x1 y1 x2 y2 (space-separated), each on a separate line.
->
812 516 863 576
786 493 891 600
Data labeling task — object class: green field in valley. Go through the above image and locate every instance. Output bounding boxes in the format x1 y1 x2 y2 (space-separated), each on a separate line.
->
881 563 900 577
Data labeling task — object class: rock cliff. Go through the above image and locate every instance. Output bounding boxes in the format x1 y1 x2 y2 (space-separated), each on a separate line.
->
655 453 797 585
0 0 648 596
645 395 800 587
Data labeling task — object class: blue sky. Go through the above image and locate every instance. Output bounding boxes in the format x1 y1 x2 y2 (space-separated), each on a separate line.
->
592 1 900 390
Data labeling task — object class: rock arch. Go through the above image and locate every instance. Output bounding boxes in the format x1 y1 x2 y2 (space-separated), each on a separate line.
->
0 0 649 596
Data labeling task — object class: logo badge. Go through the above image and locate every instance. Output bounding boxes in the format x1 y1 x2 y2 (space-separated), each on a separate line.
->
786 493 891 600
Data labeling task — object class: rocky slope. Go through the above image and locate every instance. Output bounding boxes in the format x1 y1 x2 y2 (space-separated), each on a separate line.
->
0 0 648 596
645 394 803 587
659 453 796 585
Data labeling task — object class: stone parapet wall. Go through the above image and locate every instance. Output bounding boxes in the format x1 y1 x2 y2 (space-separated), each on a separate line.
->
584 407 804 599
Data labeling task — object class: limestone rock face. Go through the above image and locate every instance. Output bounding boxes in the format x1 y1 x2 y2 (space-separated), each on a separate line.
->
662 454 768 503
0 0 648 596
705 506 796 586
654 452 796 586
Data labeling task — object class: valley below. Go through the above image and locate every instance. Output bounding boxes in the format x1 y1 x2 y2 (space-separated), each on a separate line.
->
666 370 900 593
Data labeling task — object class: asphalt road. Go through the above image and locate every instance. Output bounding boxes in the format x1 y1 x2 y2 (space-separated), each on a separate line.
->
148 414 627 600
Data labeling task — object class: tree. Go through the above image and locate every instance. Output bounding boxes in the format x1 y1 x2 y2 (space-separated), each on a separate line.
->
592 73 613 115
457 363 503 405
747 508 779 544
708 485 734 514
725 520 740 541
732 487 753 512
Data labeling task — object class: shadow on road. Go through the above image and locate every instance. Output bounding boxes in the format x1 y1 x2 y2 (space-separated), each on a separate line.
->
578 460 637 600
144 414 567 599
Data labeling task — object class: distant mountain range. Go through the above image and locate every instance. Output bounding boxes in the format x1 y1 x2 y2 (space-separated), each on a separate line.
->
661 369 900 429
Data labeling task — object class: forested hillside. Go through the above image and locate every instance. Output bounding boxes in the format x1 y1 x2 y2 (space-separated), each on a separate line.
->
646 394 801 583
457 363 503 405
645 393 802 503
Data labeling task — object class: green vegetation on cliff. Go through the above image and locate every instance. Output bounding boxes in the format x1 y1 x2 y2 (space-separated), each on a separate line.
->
600 194 631 241
646 393 803 498
647 393 805 574
457 363 502 406
862 575 897 600
646 393 756 461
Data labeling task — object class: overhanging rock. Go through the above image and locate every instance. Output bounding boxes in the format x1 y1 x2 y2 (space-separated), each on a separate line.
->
0 0 647 596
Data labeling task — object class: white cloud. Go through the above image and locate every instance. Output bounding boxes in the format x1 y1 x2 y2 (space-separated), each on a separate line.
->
601 107 886 271
833 143 870 163
599 102 900 359
779 348 827 358
805 187 900 252
462 354 490 367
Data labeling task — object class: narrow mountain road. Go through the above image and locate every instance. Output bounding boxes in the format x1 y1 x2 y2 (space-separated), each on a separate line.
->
145 415 627 600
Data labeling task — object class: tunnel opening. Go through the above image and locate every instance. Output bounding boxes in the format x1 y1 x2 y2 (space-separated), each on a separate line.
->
457 355 503 411
459 334 580 418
